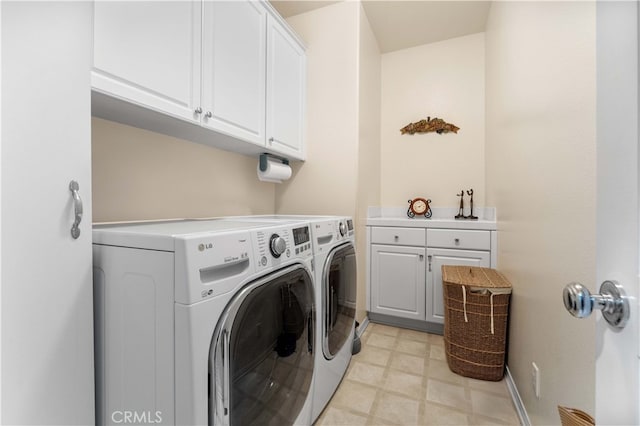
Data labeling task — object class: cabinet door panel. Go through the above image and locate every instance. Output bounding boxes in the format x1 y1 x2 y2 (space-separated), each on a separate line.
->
427 249 491 324
202 1 266 146
3 3 94 423
266 15 306 160
93 1 201 122
371 245 426 320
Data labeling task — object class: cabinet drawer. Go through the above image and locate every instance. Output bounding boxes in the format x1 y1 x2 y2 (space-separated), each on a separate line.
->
427 229 490 250
371 227 425 246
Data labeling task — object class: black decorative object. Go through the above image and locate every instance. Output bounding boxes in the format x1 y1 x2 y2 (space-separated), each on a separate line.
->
454 189 479 220
407 198 432 219
466 189 478 220
455 190 465 219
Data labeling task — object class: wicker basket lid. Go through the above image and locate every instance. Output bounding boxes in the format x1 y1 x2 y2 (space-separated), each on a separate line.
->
442 266 511 293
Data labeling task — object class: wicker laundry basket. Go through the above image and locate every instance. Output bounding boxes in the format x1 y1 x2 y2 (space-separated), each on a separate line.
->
558 406 595 426
442 266 512 381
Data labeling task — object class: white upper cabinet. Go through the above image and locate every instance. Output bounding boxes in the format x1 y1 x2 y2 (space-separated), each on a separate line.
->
92 1 202 122
202 1 266 147
266 13 306 160
92 1 306 161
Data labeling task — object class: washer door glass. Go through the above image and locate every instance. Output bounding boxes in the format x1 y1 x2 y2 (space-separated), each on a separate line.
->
210 265 315 426
323 243 357 359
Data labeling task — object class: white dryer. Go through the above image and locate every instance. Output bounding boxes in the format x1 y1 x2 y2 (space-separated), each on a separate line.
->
306 217 356 422
93 219 316 425
220 215 357 421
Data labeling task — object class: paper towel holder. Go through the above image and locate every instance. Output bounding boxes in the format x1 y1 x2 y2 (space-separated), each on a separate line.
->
259 153 289 172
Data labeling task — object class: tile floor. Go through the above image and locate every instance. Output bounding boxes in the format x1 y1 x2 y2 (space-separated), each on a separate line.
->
315 323 520 425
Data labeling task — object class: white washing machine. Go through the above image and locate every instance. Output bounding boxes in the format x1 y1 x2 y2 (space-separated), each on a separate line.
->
93 218 316 425
306 217 356 422
219 216 357 422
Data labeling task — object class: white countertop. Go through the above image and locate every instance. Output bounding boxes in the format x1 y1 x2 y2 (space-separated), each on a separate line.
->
366 207 497 231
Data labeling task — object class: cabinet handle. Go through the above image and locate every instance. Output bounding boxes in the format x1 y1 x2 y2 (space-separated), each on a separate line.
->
69 180 83 239
394 235 399 241
454 238 460 245
419 254 424 261
268 137 274 145
427 255 432 272
205 111 212 118
194 107 202 114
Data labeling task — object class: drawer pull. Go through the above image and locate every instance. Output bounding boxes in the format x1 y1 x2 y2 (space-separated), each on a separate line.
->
454 238 460 245
394 235 399 241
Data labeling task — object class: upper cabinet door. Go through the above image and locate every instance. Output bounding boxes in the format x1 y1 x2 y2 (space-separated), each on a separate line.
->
92 1 202 123
202 1 267 147
266 14 306 160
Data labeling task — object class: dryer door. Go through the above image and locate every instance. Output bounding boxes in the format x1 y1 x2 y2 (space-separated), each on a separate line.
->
210 265 315 426
323 242 357 359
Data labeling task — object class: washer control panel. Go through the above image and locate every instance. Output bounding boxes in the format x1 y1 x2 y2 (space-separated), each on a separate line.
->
312 218 352 254
269 234 287 258
338 221 347 237
254 224 312 271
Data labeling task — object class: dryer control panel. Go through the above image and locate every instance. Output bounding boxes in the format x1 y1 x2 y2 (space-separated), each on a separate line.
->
253 224 312 272
312 219 352 254
175 231 255 304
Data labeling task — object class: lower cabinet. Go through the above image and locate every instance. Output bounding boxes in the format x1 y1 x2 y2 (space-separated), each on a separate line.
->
426 248 491 324
368 226 495 331
370 244 426 321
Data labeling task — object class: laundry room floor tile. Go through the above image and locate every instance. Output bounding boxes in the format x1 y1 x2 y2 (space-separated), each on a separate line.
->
388 352 427 376
315 323 520 426
356 345 392 367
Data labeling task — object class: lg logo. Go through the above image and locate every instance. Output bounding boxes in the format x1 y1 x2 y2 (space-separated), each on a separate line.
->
198 242 213 251
111 411 162 424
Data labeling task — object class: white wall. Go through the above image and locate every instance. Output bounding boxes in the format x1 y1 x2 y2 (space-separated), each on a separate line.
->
485 2 597 423
275 1 360 218
356 3 381 322
276 2 380 322
0 2 3 419
92 118 276 222
380 33 485 209
595 2 639 423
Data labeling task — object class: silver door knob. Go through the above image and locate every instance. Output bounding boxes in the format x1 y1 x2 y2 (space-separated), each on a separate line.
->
194 107 202 114
563 280 629 328
205 111 212 118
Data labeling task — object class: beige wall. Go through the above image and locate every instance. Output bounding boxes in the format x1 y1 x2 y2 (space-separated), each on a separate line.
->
356 4 381 322
485 2 596 424
380 33 485 208
278 2 380 323
92 117 276 222
275 1 360 218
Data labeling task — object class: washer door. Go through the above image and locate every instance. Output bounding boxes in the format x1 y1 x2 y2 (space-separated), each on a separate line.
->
209 265 315 426
323 242 357 359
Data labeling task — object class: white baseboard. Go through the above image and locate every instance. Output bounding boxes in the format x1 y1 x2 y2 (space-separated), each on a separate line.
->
357 317 370 337
505 365 531 426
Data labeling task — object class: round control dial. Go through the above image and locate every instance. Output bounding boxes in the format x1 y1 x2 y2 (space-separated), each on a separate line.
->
339 221 347 237
270 234 287 258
